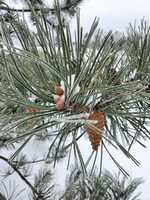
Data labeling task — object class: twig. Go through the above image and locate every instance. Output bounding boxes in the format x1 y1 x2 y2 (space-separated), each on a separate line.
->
0 0 82 13
0 155 39 197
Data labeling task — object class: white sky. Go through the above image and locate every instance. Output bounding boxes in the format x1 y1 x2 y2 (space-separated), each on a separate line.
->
76 0 150 31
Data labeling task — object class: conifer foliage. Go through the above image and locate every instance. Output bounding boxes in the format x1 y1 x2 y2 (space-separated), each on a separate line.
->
62 167 143 200
0 0 150 199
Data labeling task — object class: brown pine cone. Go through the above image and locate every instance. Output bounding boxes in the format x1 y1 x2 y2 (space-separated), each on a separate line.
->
84 111 104 151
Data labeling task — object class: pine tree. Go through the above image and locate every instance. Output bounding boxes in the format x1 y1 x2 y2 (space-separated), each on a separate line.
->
0 0 84 27
61 167 143 200
0 1 150 199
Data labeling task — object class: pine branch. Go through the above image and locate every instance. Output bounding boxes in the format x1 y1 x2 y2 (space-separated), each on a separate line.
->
0 155 40 197
1 1 150 180
62 167 143 200
0 0 84 13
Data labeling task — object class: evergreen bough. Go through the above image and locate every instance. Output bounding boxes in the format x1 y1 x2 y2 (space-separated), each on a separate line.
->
0 1 149 199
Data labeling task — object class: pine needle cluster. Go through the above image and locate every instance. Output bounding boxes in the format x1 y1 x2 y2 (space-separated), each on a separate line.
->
0 1 149 199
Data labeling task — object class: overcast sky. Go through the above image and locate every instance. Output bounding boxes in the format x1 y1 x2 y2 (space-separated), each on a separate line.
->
76 0 150 32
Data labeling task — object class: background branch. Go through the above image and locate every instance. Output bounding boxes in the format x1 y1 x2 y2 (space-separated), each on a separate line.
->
0 155 39 197
0 0 83 13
